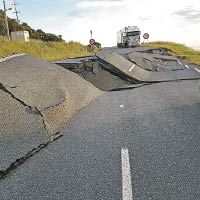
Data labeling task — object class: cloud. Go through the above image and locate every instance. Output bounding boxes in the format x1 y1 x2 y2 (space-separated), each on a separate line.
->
86 0 126 2
138 17 151 21
19 0 200 50
95 0 125 1
188 40 200 50
58 1 200 49
77 0 126 8
172 6 200 24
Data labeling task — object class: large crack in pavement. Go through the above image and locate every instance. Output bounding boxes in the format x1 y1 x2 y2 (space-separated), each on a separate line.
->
1 48 199 179
0 54 103 176
0 83 48 131
0 82 67 177
0 83 39 114
0 132 63 179
44 96 66 110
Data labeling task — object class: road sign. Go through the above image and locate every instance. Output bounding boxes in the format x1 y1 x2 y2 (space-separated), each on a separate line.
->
143 33 149 40
89 39 95 45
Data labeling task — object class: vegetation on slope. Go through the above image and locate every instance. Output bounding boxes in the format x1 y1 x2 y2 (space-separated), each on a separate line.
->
0 11 99 61
142 41 200 66
0 36 91 61
0 10 62 41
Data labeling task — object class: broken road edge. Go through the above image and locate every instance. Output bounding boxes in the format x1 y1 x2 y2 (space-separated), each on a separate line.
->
0 132 63 179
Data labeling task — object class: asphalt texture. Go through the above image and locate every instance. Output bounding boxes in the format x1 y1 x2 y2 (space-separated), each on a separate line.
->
100 47 168 55
96 52 200 83
55 47 200 92
0 54 102 170
1 78 200 199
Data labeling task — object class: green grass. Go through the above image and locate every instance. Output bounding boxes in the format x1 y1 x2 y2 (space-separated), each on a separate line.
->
1 38 199 65
141 41 200 66
0 36 93 61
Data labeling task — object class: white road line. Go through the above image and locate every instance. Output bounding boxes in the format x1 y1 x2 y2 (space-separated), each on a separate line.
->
128 64 136 72
195 68 200 73
177 60 183 65
121 148 133 200
185 65 189 69
0 53 25 63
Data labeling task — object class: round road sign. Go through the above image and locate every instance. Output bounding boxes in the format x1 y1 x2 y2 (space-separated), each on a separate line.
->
143 33 149 39
89 39 95 45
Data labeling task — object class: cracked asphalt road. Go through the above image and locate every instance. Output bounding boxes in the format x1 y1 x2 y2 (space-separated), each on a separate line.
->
0 54 102 170
1 79 200 199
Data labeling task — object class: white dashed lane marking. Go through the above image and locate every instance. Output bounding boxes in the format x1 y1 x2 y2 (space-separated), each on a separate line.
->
121 148 133 200
185 65 189 69
195 68 200 73
128 64 136 72
177 60 183 65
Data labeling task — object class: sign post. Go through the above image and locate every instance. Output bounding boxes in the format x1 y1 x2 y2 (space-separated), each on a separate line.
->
3 0 12 41
90 30 93 39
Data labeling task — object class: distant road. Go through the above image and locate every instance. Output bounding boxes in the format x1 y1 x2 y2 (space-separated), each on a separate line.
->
1 48 200 199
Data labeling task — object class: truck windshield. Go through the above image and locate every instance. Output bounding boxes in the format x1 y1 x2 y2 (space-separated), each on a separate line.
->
127 31 141 36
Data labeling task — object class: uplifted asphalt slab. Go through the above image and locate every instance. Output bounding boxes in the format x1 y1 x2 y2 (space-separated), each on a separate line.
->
55 47 200 91
0 54 102 170
101 46 168 55
127 52 186 71
96 52 200 82
54 57 136 91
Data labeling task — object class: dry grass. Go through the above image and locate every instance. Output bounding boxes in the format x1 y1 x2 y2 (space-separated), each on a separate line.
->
142 41 200 66
0 36 92 61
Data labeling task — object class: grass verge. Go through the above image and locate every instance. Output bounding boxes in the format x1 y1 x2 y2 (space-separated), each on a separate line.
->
141 41 200 66
0 36 95 62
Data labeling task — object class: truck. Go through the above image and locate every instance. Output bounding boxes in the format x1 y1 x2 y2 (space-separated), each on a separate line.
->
117 26 141 48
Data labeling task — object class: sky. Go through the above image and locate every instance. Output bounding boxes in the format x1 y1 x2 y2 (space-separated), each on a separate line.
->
2 0 200 49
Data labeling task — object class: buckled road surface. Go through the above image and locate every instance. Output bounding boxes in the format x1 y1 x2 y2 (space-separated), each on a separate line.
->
1 47 200 200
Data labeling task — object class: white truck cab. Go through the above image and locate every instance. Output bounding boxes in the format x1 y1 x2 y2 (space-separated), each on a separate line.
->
117 26 141 48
